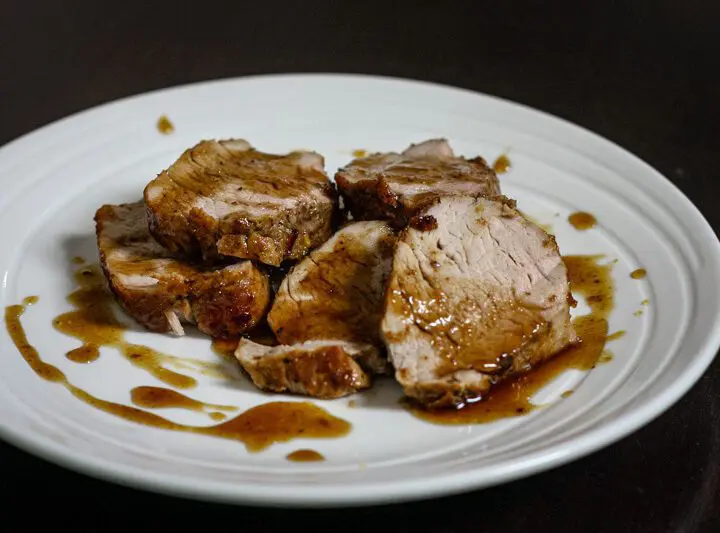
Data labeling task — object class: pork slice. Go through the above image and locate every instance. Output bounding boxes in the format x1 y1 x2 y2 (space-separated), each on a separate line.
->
95 202 271 338
235 339 385 399
267 221 395 363
382 195 577 408
335 139 500 227
144 139 337 266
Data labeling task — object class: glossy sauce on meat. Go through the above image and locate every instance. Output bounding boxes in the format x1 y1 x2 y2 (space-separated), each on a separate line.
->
568 211 597 230
286 449 325 462
5 299 350 452
411 255 614 424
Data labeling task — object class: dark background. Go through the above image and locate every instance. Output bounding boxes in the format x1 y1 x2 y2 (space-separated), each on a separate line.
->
1 1 718 531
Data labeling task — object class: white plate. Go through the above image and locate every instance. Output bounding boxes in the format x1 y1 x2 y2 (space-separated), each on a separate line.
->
1 74 719 507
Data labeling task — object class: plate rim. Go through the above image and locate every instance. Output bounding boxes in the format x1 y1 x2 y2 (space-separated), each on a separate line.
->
1 73 719 507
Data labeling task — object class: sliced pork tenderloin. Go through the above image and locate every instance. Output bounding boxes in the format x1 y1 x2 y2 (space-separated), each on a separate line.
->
144 139 337 266
335 139 500 227
95 201 270 338
382 195 577 408
267 221 395 365
235 339 387 399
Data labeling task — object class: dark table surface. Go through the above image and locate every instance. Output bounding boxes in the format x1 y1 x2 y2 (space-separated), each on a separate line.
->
2 1 719 531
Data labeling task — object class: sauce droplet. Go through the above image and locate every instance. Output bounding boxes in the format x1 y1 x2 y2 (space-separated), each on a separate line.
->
157 115 174 135
568 211 597 230
493 154 512 174
630 268 647 279
641 299 649 306
22 296 38 306
352 149 367 158
71 256 86 264
209 412 227 421
286 449 325 462
561 390 574 398
5 301 351 452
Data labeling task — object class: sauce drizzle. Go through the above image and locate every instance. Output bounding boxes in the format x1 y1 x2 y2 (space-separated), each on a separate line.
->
131 386 237 415
568 211 597 230
4 301 350 452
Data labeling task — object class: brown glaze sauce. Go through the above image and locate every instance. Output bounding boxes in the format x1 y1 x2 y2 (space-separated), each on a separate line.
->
564 255 614 318
492 154 512 174
568 211 597 230
66 345 100 363
5 301 350 452
156 115 174 134
52 265 199 388
23 295 38 306
286 449 325 462
630 268 647 279
131 386 237 415
411 255 614 424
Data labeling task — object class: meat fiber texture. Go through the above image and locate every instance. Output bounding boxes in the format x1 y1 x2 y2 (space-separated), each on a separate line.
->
268 221 395 368
336 139 500 227
144 139 337 266
95 201 270 338
382 195 577 408
235 339 386 399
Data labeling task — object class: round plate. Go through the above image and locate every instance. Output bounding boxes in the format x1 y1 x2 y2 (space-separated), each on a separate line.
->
0 74 718 507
